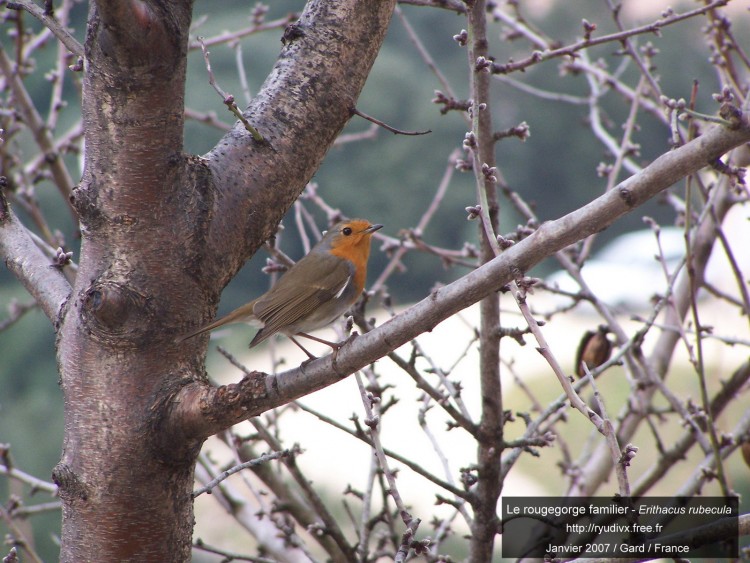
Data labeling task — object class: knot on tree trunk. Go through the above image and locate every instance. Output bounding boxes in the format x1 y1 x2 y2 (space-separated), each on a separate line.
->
52 463 88 502
82 280 151 344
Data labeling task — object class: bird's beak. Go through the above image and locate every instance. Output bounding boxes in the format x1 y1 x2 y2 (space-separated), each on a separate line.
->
366 224 383 234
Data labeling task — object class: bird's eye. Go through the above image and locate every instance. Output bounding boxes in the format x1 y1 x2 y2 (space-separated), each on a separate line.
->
342 227 353 236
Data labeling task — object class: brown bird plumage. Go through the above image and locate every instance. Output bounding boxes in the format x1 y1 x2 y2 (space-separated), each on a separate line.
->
179 219 382 357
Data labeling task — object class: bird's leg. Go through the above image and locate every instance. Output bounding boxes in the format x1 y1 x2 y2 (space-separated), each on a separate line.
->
297 332 348 364
297 331 358 364
296 332 344 352
288 336 317 361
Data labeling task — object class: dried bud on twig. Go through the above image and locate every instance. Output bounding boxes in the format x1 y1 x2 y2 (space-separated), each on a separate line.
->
453 29 468 46
582 19 597 41
619 444 638 467
496 235 515 249
712 86 734 103
432 90 472 115
481 163 498 184
463 131 477 149
475 56 492 72
465 205 481 220
53 247 74 268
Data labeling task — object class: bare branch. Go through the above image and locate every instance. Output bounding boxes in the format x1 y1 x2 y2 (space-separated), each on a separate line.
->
351 107 431 136
395 6 462 106
571 175 746 496
247 421 356 562
0 464 58 494
173 110 750 439
187 14 297 50
633 361 750 496
192 539 277 563
492 0 730 75
0 504 43 563
0 44 77 212
0 299 36 333
354 371 421 548
397 0 466 13
0 192 71 323
295 400 469 498
192 449 296 498
184 107 231 132
4 0 83 57
199 38 263 141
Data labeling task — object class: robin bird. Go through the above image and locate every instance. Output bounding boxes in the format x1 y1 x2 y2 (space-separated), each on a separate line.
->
180 219 383 359
575 325 613 378
575 325 613 417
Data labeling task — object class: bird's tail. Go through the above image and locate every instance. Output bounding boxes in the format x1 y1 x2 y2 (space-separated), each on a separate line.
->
176 302 257 343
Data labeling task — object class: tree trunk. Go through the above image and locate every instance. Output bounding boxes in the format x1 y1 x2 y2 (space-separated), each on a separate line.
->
54 1 396 559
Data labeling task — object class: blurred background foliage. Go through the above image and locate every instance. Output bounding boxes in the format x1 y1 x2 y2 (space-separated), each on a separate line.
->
1 0 745 558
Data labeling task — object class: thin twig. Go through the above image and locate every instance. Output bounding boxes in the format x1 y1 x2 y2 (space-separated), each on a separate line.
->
188 15 296 50
351 107 431 136
0 300 37 332
193 538 278 563
192 449 294 497
395 6 466 124
0 504 44 563
5 0 83 57
417 397 473 526
294 400 468 498
0 464 58 494
10 501 62 516
248 421 356 561
584 365 631 497
0 44 77 214
354 371 421 550
492 0 730 75
198 37 264 142
372 148 461 292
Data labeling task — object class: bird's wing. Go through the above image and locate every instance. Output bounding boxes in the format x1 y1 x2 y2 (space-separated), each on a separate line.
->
250 253 354 346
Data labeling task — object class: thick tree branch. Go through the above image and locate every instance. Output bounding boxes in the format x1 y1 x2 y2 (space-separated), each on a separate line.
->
0 193 71 323
92 0 183 64
173 111 750 440
194 1 398 291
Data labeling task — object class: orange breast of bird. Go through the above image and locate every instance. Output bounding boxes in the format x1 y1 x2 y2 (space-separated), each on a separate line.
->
327 219 377 297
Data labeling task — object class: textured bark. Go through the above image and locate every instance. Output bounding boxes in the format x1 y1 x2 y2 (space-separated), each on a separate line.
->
54 1 396 560
0 190 70 321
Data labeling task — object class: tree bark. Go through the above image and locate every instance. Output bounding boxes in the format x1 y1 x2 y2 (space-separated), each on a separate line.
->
54 1 396 560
